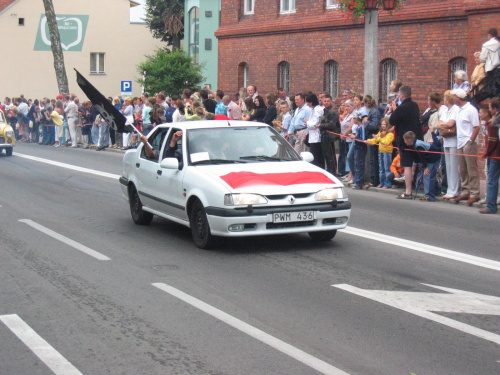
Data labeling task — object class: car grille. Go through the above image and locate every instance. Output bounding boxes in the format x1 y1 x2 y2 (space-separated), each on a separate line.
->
266 220 316 229
265 193 312 200
0 137 5 144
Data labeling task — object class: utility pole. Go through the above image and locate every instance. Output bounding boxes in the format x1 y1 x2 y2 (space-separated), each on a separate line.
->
364 9 379 103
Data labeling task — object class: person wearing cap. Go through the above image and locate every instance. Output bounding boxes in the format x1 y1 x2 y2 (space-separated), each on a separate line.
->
452 88 481 206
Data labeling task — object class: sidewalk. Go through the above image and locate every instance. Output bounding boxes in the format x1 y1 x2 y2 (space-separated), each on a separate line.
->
344 180 490 208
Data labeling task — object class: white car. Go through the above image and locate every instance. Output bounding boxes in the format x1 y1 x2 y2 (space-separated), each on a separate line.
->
119 121 351 249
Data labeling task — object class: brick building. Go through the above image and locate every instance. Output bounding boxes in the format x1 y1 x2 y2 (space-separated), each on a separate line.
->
215 0 500 186
216 0 500 108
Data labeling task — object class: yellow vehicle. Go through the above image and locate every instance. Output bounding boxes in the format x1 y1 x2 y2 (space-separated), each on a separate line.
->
0 109 15 156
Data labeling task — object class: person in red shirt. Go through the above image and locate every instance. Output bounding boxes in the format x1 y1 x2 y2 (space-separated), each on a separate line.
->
479 98 500 214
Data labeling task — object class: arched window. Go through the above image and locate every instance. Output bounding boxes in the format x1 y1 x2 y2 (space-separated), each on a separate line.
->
189 7 199 64
324 60 339 99
450 57 467 88
380 59 397 103
238 62 249 89
278 61 290 96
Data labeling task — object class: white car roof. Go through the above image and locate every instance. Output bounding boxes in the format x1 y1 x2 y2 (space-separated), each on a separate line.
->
157 120 268 131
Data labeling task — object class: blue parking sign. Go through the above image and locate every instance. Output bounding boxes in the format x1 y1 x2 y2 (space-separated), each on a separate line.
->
121 81 132 93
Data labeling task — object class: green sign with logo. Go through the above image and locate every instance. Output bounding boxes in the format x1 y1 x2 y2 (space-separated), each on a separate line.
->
34 14 89 52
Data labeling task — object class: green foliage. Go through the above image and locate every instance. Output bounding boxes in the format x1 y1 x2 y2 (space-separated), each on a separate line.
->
137 49 204 97
145 0 184 50
337 0 404 20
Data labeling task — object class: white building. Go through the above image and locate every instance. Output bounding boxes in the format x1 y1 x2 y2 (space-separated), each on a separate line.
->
0 0 164 100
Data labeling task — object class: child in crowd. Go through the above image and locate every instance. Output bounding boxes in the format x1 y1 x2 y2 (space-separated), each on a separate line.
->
367 118 395 188
272 101 291 138
403 131 442 201
387 150 405 186
350 114 367 190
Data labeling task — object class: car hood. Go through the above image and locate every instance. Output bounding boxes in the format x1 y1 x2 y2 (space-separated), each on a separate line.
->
195 161 342 194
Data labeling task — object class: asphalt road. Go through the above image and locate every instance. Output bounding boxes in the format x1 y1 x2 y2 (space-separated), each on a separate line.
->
1 143 499 375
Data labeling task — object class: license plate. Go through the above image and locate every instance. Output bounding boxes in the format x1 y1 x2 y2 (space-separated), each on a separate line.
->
272 211 315 223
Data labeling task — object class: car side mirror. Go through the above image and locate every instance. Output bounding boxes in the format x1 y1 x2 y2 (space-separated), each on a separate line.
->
300 151 314 163
160 157 179 170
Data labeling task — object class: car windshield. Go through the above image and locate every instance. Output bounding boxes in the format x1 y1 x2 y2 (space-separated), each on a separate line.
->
0 111 6 123
187 126 300 165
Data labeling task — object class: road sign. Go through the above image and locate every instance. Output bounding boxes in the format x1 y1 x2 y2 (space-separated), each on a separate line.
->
333 283 500 345
121 81 132 93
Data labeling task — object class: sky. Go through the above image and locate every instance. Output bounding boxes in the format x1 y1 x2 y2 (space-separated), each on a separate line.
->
130 1 146 23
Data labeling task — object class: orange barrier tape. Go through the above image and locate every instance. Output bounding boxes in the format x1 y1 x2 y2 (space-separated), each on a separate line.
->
324 130 500 160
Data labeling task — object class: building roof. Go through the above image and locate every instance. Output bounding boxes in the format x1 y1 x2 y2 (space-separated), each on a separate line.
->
0 0 16 14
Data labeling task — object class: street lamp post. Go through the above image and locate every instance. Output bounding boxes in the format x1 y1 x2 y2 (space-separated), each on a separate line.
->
364 9 379 103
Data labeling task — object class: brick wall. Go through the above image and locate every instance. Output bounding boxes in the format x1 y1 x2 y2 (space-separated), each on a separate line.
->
217 0 500 185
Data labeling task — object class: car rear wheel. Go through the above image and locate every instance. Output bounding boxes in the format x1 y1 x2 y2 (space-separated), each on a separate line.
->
308 230 337 241
190 199 215 249
5 148 12 156
129 185 153 225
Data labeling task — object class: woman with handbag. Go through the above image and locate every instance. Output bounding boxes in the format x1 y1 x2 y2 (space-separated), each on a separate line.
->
437 90 460 199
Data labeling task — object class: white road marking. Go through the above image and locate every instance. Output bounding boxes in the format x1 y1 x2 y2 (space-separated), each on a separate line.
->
14 152 500 272
334 284 500 346
152 283 349 375
13 152 120 180
0 314 83 375
19 219 110 261
340 226 500 272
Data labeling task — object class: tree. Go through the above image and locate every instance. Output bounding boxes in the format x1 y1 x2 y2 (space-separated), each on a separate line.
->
137 49 204 96
42 0 69 94
145 0 184 50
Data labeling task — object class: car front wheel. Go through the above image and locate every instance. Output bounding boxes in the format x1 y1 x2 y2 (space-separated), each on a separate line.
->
129 185 153 225
190 199 215 249
6 148 13 156
308 230 337 241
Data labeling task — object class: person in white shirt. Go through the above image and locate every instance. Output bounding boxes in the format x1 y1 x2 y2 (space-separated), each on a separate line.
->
303 93 324 169
437 90 460 199
452 89 480 205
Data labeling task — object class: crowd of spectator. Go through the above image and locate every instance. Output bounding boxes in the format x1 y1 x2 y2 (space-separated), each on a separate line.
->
2 28 499 213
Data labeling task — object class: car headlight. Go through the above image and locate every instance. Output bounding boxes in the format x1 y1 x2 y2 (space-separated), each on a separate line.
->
315 188 345 201
224 193 268 206
5 130 14 139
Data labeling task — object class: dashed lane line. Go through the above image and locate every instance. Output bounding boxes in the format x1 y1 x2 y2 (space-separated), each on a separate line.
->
152 282 350 375
19 219 111 261
13 152 120 179
0 314 83 375
339 227 500 272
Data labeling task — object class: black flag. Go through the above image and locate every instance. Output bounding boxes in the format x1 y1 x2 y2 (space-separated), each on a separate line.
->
75 69 126 133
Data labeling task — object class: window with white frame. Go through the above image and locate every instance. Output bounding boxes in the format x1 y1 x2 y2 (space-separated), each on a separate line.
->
381 59 397 103
189 7 200 64
278 61 290 96
280 0 296 14
326 0 340 9
450 57 467 88
244 0 254 15
90 53 105 74
324 60 339 99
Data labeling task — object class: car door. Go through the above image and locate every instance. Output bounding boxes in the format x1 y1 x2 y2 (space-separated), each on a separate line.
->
135 126 171 211
151 127 188 222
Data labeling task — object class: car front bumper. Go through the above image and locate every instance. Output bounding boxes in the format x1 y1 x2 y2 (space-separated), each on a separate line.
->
205 201 351 237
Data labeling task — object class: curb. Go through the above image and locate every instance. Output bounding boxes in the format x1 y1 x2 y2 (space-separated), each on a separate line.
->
344 182 489 208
